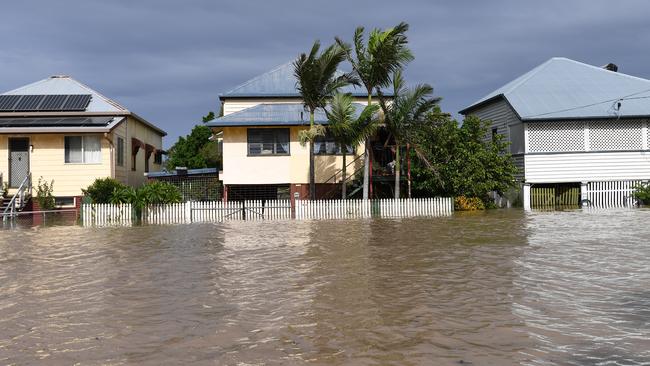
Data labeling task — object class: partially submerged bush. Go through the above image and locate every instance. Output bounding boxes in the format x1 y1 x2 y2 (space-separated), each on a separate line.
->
454 196 485 211
632 183 650 205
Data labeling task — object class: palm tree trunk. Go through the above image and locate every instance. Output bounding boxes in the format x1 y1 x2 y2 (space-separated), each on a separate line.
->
362 140 370 199
341 152 347 199
362 92 372 200
309 111 316 200
407 144 412 198
394 144 400 199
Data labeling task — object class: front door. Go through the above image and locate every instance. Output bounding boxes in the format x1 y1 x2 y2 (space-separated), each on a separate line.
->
9 137 29 188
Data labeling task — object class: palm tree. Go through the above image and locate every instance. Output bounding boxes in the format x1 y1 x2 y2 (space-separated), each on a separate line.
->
336 22 414 199
326 93 380 199
379 71 441 198
294 40 356 199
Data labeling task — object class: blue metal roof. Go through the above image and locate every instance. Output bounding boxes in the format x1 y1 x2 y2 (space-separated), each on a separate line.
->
206 102 367 127
460 57 650 120
220 62 392 98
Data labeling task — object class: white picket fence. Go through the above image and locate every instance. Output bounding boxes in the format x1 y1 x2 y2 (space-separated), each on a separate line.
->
295 197 453 220
82 203 133 227
585 180 645 208
143 200 292 224
82 197 453 227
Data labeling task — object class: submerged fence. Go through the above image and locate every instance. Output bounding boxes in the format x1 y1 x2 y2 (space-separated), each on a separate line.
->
584 180 644 209
295 197 453 220
82 197 453 227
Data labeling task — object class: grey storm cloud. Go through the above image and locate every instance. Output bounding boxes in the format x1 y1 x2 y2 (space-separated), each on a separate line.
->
1 0 649 146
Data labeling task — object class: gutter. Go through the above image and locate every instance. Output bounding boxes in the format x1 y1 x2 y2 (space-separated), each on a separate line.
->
0 117 125 134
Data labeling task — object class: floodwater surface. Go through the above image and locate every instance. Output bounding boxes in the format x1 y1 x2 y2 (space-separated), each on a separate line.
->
1 210 649 365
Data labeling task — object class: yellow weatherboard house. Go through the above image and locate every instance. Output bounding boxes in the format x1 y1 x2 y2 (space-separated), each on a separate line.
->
0 75 166 209
207 62 391 201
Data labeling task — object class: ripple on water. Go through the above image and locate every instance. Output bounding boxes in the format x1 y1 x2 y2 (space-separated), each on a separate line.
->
0 210 649 365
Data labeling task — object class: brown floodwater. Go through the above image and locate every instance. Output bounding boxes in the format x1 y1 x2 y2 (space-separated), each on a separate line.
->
1 209 649 365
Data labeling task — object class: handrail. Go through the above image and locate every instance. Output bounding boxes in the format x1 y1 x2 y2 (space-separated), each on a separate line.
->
2 173 31 220
323 153 365 185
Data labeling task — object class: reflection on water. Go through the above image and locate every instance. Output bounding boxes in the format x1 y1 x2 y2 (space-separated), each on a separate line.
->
0 210 649 365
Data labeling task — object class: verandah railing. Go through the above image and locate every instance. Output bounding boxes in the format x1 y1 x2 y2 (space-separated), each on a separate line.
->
82 197 454 227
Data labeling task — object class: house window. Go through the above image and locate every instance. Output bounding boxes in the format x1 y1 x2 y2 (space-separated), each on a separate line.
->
247 128 290 156
116 137 125 166
65 135 101 164
144 154 150 173
314 131 354 155
491 127 499 142
154 151 163 165
55 196 75 207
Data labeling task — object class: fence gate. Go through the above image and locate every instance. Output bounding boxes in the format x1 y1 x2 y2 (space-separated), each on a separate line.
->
531 183 580 210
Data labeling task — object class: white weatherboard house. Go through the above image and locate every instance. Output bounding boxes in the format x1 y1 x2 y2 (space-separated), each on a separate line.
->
460 57 650 209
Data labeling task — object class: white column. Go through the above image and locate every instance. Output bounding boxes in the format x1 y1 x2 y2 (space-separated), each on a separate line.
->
523 184 531 211
580 182 588 207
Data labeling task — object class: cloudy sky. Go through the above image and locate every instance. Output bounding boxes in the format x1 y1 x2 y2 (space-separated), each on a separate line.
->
1 1 648 146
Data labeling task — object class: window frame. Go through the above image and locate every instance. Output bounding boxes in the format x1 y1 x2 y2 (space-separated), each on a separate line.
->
54 196 76 208
116 136 125 167
247 128 290 156
64 135 102 164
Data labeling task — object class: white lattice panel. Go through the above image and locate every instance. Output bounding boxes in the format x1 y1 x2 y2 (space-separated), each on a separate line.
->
527 121 584 153
589 120 642 151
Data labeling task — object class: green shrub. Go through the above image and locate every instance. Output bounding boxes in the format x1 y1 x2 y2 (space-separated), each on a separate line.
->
84 178 182 210
632 183 650 205
83 178 128 203
137 181 182 206
36 177 56 210
454 196 485 211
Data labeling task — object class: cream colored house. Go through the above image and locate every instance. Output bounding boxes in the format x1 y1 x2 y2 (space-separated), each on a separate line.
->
207 63 385 201
0 75 166 208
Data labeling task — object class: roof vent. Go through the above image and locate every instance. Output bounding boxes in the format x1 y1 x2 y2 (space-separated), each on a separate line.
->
603 63 618 72
50 75 70 78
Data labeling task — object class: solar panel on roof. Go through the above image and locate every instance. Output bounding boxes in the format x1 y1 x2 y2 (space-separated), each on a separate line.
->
62 94 92 111
14 95 45 110
0 94 92 111
0 95 22 110
39 95 68 110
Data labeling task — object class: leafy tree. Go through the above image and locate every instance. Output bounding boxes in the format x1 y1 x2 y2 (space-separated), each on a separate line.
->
336 21 414 199
165 124 220 170
202 111 215 123
379 71 440 198
410 112 517 203
326 93 379 199
294 40 356 199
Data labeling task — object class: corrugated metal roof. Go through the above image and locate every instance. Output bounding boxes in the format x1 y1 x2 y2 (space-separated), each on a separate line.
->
2 76 127 112
206 102 366 127
221 62 392 98
460 57 650 120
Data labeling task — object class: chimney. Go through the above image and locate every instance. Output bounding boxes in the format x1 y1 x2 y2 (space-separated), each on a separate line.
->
603 63 618 72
